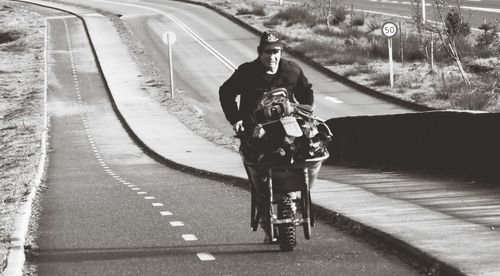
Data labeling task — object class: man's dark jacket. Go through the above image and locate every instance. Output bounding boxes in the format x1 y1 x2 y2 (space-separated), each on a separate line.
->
219 58 314 130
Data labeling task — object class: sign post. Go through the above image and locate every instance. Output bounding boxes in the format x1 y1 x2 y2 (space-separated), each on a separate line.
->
422 0 426 23
162 31 176 99
381 22 398 90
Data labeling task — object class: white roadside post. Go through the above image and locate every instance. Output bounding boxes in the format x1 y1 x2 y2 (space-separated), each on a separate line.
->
162 31 176 99
422 0 426 23
382 22 398 90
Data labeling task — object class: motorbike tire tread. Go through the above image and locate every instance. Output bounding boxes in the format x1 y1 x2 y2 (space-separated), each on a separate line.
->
278 195 296 251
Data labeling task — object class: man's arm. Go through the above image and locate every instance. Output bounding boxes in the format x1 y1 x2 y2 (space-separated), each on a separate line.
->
219 69 243 125
294 67 314 105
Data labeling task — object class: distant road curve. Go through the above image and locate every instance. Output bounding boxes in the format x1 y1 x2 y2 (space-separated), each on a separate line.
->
270 0 500 28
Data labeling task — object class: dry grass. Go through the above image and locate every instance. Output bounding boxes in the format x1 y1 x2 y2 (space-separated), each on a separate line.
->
235 1 266 16
0 3 45 272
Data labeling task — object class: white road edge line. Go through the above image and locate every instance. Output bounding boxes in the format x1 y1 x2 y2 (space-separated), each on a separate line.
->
99 0 237 71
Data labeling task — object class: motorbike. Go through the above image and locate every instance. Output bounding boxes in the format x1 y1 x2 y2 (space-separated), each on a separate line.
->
239 88 332 251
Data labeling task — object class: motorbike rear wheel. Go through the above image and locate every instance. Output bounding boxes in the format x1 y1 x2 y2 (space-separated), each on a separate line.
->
278 195 296 251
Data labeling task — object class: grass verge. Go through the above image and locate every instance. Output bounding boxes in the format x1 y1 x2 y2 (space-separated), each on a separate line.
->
0 2 45 272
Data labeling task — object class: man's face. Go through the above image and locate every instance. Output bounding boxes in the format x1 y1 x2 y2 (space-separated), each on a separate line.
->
259 48 281 72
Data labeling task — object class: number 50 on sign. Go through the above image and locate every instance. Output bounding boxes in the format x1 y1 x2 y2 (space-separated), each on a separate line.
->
382 22 398 38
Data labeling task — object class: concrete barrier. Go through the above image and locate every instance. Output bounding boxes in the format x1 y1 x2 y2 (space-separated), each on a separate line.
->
326 111 500 180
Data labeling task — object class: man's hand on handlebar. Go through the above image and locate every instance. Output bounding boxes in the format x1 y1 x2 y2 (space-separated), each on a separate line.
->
233 120 244 135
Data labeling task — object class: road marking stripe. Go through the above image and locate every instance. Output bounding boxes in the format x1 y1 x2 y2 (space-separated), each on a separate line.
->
138 191 147 194
152 203 164 207
197 252 215 261
102 0 236 71
324 96 344 104
170 221 184 226
132 188 140 191
145 196 155 200
182 234 198 241
160 211 173 216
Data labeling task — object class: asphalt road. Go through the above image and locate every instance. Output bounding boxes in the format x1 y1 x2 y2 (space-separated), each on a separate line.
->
33 13 423 275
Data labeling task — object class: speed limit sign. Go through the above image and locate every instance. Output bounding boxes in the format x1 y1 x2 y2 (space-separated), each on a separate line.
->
381 22 398 38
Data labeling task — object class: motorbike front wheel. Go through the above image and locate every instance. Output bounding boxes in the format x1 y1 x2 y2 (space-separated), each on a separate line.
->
278 195 296 251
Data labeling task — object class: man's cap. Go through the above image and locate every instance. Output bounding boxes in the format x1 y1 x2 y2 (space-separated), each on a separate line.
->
259 31 283 50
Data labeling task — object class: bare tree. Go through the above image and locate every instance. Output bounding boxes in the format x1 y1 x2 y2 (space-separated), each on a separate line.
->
311 0 345 28
412 0 471 85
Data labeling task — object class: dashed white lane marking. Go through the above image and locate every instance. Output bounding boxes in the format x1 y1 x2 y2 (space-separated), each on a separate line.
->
182 234 198 241
63 18 208 254
197 253 215 261
170 221 184 227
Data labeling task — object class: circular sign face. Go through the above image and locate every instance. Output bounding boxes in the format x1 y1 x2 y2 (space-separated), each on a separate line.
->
162 31 176 45
381 22 398 38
